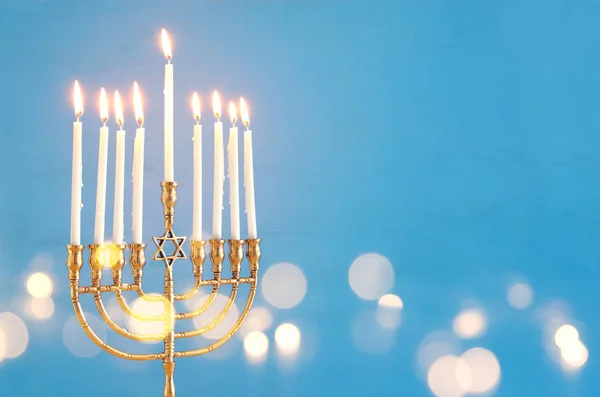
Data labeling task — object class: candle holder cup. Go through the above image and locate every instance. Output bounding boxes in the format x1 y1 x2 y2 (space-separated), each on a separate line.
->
66 181 260 397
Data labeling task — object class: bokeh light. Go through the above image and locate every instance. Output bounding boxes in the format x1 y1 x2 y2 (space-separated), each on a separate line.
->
261 263 307 309
193 292 240 340
560 339 588 370
376 294 403 329
351 310 395 354
427 355 471 397
63 313 106 358
452 309 487 339
0 312 29 359
554 324 579 350
26 272 54 299
275 323 301 356
507 282 534 310
0 326 6 362
244 331 269 363
127 295 170 341
348 253 394 300
460 348 501 394
417 331 462 376
29 297 55 320
240 306 273 336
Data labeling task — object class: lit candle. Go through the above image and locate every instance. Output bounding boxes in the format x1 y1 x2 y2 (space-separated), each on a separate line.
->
71 81 83 245
112 90 126 245
162 28 174 182
93 88 110 245
192 92 203 241
132 82 145 244
212 91 224 239
241 98 257 239
227 101 240 240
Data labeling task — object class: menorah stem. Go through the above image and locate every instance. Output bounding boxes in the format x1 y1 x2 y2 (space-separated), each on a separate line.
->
163 250 176 397
163 361 176 397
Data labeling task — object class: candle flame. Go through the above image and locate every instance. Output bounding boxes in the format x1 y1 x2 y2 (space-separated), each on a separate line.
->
240 97 250 128
73 81 83 119
161 29 172 60
192 92 201 122
114 90 124 128
100 88 109 124
133 81 144 126
213 91 222 120
229 101 237 125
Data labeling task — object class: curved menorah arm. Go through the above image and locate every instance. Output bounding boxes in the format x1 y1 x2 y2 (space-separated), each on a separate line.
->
174 279 257 358
93 292 168 341
175 284 219 320
114 289 167 321
174 284 238 339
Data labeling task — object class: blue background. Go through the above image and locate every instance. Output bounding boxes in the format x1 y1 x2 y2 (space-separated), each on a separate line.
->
0 0 599 396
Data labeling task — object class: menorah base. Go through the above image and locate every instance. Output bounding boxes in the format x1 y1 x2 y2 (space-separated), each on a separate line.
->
164 361 176 397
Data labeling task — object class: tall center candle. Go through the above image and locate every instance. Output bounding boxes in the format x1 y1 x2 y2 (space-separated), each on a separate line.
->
212 91 224 239
132 83 145 244
227 102 241 240
94 88 110 245
112 91 126 245
162 29 174 181
192 92 203 241
71 81 83 245
240 98 257 239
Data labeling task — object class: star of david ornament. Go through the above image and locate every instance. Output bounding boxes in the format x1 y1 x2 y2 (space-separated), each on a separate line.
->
152 229 187 266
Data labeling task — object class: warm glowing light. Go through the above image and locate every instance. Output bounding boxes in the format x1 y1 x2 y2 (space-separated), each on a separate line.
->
240 306 274 336
262 262 307 309
243 331 269 362
29 297 55 320
161 28 172 60
229 101 237 125
427 355 472 397
274 323 301 356
349 253 394 300
73 80 83 118
417 331 461 375
554 324 580 349
192 92 201 122
26 272 54 299
133 82 143 125
193 293 240 340
100 87 108 124
378 294 403 309
460 348 501 394
452 309 487 339
128 296 169 341
0 312 29 359
213 91 221 119
114 91 124 127
0 327 6 362
240 97 250 127
507 282 534 310
561 340 588 369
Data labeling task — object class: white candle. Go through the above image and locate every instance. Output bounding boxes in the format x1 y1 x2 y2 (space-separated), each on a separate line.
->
132 83 145 244
212 91 224 239
70 81 83 245
240 98 257 239
112 91 126 245
192 92 203 241
162 29 174 182
228 102 241 240
94 88 110 245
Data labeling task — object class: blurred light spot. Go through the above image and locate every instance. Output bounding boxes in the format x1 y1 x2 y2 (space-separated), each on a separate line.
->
0 312 29 359
127 295 170 342
29 252 54 269
63 313 106 358
29 297 55 320
554 324 579 350
417 331 462 376
244 331 269 363
378 294 403 309
376 294 403 330
275 323 301 356
460 348 501 394
0 327 6 361
507 282 534 310
262 263 307 309
453 309 487 339
560 340 588 370
193 293 240 340
348 253 394 300
351 310 395 354
240 306 273 336
427 355 471 397
26 272 54 299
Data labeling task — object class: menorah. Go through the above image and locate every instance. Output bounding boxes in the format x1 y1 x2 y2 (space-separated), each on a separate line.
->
65 181 260 397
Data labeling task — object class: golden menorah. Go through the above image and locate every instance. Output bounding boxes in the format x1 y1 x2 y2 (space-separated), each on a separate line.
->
66 181 260 397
